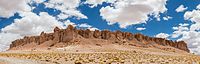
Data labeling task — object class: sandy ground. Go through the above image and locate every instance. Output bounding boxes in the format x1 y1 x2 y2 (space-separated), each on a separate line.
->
0 57 50 64
1 45 200 64
0 51 200 64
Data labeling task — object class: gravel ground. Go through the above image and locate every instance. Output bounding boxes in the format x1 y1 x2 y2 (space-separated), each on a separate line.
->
0 57 49 64
0 51 200 64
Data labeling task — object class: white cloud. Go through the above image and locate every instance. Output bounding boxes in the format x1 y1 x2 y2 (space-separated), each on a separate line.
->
88 27 99 31
182 9 200 55
163 16 172 20
171 23 189 38
78 23 99 31
45 0 87 20
84 0 116 8
0 33 22 51
0 12 67 51
2 12 64 36
34 0 46 3
63 20 76 27
190 23 200 31
184 10 200 23
176 31 200 55
179 23 189 27
176 5 188 12
155 33 169 39
184 9 200 31
100 0 168 28
136 27 146 31
0 0 31 18
196 4 200 10
0 0 90 51
78 23 92 28
171 7 200 55
0 0 33 51
172 23 189 31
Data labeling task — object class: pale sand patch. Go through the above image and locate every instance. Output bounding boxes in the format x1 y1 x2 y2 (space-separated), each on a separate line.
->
0 57 50 64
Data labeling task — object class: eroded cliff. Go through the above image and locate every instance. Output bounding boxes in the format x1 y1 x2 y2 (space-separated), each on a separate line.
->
9 25 190 52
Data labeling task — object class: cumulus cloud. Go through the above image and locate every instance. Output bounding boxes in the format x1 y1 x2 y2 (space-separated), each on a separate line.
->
45 0 87 19
0 0 31 18
84 0 116 8
181 8 200 55
171 7 200 55
171 23 189 38
197 4 200 10
0 33 22 51
33 0 46 3
78 23 99 31
0 0 31 51
184 9 200 31
63 20 77 27
184 10 200 23
2 12 64 36
100 0 168 28
176 31 200 55
155 33 169 39
0 12 68 51
78 23 92 28
176 5 188 12
136 27 146 31
0 0 91 51
163 16 172 20
179 23 190 27
172 23 189 31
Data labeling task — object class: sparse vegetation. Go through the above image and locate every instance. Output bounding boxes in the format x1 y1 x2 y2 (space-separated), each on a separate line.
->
0 50 200 64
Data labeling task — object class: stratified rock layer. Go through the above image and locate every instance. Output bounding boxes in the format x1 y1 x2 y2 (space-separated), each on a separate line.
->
9 25 190 52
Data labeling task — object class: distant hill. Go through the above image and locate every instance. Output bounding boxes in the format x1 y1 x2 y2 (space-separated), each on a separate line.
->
8 25 189 53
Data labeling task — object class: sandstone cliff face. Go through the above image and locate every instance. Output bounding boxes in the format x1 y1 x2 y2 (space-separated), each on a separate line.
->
9 25 190 52
175 41 190 52
133 33 189 52
93 30 101 38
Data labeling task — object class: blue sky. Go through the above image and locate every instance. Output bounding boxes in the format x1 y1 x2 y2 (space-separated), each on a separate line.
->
0 0 199 37
0 0 200 54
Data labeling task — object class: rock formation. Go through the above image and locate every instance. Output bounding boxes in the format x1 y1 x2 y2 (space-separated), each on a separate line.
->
9 25 190 52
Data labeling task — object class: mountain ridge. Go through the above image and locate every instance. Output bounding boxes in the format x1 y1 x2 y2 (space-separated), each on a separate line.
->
8 25 190 52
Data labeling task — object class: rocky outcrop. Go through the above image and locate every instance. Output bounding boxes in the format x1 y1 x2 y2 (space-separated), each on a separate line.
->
175 41 190 52
53 27 61 42
93 30 101 38
9 25 190 52
133 33 189 52
77 29 92 38
100 30 111 39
